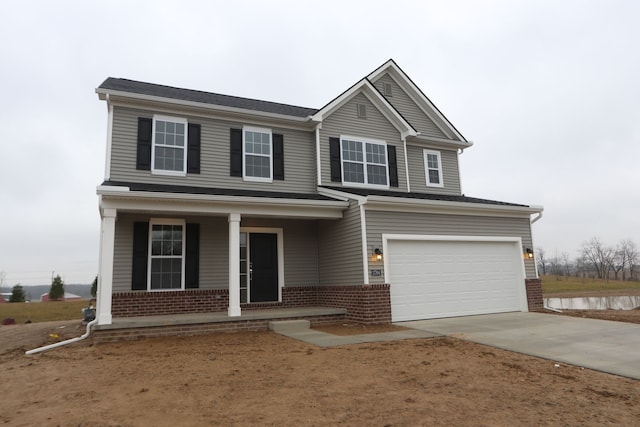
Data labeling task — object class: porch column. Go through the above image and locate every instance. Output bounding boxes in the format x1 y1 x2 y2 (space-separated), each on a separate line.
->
228 213 241 317
97 208 116 325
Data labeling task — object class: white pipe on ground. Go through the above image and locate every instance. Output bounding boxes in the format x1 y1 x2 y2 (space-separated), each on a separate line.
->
25 318 98 355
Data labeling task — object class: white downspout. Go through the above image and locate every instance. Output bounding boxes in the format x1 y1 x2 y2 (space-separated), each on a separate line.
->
26 318 98 355
402 137 410 192
529 207 544 278
104 94 113 181
315 124 322 186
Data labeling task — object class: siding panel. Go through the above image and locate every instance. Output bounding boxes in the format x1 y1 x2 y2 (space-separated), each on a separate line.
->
406 144 461 195
110 106 317 193
365 211 537 282
319 93 407 191
318 200 364 285
372 73 446 139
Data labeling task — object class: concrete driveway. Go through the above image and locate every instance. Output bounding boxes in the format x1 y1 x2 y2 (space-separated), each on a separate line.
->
401 312 640 380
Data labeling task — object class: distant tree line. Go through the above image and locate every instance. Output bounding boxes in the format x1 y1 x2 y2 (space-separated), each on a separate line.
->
537 237 639 281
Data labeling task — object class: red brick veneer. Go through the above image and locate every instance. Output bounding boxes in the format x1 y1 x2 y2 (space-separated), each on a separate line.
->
525 278 544 311
111 284 392 324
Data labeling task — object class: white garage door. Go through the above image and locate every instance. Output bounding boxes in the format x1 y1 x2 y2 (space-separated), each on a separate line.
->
387 238 527 322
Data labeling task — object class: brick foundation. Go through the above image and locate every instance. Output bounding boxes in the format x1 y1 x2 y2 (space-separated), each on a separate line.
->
111 284 391 324
525 278 544 311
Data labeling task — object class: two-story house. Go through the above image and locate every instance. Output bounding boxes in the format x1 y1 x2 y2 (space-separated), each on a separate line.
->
94 60 543 333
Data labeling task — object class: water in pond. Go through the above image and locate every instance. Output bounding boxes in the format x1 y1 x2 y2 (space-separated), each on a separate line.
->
544 295 640 310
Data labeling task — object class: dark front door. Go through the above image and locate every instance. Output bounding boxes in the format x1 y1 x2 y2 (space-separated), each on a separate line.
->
249 233 278 302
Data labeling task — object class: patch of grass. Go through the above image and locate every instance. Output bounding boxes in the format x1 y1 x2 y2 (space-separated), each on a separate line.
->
0 300 89 324
541 275 640 294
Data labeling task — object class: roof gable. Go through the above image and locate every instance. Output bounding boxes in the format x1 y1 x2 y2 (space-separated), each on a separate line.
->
310 78 416 139
368 60 468 142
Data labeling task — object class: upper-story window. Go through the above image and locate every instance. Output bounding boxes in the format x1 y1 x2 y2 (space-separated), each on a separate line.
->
152 115 188 176
243 126 273 182
341 136 389 188
424 149 444 187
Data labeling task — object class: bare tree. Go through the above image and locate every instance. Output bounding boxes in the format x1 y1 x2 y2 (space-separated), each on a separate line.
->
620 239 639 280
560 252 572 277
581 237 614 280
536 247 547 275
611 248 626 280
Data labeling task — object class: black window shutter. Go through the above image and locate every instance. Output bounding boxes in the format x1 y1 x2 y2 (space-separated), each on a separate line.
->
185 223 200 289
387 145 398 187
132 222 149 290
329 137 341 182
136 118 152 170
187 123 201 174
230 128 243 177
273 133 284 180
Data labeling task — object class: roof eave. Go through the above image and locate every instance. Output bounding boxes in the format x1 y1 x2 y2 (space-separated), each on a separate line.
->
97 185 349 219
95 87 313 124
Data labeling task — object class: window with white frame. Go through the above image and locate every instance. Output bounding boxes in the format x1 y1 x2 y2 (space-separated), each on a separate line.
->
152 115 188 175
341 136 388 187
243 126 272 181
149 220 185 290
424 149 444 187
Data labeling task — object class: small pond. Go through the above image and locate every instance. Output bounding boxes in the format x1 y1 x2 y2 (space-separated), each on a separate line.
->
544 295 640 311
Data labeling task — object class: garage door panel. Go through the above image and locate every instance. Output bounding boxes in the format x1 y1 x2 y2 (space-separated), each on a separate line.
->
388 239 526 322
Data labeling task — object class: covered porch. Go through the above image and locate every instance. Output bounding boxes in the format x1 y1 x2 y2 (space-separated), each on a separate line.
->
96 182 349 327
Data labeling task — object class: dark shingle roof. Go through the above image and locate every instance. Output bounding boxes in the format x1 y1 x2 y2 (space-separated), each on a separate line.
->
321 186 529 208
102 181 339 201
98 78 318 118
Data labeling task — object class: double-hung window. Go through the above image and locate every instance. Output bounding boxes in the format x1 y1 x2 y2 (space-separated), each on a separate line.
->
341 136 388 187
152 115 188 175
148 219 185 290
243 126 272 181
424 149 444 187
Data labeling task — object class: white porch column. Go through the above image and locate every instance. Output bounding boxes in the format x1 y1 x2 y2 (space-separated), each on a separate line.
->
228 213 242 317
97 208 116 325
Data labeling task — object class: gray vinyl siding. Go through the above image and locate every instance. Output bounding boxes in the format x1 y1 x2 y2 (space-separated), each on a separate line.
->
365 211 537 283
372 73 447 139
317 200 364 285
109 106 317 193
111 214 319 293
319 93 408 191
406 144 461 195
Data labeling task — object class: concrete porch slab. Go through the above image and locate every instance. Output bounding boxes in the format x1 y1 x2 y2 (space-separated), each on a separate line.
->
95 307 347 331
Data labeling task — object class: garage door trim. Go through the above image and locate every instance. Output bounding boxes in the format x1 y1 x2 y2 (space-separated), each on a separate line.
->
383 234 528 321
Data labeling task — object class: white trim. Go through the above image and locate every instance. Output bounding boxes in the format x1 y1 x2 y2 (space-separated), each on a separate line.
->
340 135 390 189
147 218 186 291
228 213 241 316
97 208 116 325
98 186 348 219
406 135 472 150
382 234 528 313
242 125 273 182
402 137 410 192
104 97 113 180
424 149 444 188
315 124 322 186
240 227 285 302
359 205 369 285
151 114 188 176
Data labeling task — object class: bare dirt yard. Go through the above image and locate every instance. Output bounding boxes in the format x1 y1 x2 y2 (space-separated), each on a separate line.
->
1 313 639 427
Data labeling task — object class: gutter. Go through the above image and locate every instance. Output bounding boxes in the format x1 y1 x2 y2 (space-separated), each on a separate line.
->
25 319 97 355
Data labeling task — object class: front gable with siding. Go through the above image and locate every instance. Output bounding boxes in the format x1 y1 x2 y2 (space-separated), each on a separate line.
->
94 59 543 329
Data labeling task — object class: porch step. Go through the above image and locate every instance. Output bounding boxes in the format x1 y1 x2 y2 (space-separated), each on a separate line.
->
268 319 311 333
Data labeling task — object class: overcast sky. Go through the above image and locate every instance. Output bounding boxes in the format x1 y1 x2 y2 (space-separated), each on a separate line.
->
1 0 639 286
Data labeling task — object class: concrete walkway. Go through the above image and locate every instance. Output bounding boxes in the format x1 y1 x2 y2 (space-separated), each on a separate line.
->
401 312 640 380
268 319 440 348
